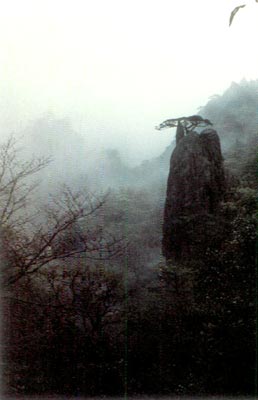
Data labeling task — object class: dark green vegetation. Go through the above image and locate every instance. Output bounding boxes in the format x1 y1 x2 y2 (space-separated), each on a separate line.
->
1 80 257 397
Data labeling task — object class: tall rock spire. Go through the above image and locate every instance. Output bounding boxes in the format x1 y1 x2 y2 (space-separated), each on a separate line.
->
162 129 225 263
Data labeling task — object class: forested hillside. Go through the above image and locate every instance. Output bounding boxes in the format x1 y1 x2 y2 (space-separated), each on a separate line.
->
1 80 257 397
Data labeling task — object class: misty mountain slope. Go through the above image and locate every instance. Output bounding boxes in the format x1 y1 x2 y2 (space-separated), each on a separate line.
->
131 140 175 187
85 141 175 191
21 115 90 194
199 79 258 149
19 114 172 194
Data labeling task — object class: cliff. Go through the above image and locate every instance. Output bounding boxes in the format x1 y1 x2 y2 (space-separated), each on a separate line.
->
162 128 225 262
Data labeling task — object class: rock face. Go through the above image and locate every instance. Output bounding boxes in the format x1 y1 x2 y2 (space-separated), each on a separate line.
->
176 122 185 145
162 129 225 262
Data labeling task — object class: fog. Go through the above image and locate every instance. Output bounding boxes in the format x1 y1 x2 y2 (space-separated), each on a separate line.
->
1 0 258 163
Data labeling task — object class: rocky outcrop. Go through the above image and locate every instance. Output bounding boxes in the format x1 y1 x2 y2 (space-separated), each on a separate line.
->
162 129 225 262
176 122 185 145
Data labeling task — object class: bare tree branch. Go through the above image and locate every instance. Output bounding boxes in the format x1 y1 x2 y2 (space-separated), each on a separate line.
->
1 136 125 288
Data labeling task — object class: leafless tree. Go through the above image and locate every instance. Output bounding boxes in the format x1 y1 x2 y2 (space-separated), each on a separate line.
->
0 136 125 288
0 135 50 228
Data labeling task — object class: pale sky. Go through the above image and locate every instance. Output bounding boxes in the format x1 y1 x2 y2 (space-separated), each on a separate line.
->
0 0 258 163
